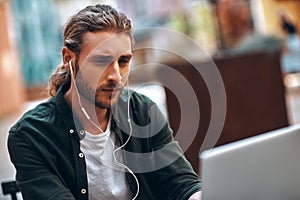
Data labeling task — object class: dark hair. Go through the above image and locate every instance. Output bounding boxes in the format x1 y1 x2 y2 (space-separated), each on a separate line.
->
48 4 132 96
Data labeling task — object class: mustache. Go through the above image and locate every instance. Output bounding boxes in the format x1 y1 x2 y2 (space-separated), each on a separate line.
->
96 81 125 92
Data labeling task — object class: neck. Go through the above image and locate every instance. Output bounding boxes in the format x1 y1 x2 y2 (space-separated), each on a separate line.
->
64 84 110 135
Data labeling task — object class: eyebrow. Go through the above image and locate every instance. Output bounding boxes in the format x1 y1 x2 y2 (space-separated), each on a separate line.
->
88 54 133 62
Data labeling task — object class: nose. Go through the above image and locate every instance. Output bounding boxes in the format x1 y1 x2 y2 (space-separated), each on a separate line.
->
106 61 122 83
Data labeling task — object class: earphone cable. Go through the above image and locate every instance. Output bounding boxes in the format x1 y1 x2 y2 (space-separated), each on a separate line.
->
70 62 139 199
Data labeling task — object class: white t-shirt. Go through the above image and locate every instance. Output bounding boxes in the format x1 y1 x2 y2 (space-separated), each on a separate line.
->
80 120 133 200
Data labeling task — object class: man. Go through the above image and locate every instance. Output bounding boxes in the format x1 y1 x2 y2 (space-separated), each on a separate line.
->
8 4 201 200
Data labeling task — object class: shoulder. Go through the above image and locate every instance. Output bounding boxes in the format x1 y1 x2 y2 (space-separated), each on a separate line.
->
115 89 167 127
128 89 159 116
9 98 56 135
121 89 156 106
127 89 168 129
118 89 158 117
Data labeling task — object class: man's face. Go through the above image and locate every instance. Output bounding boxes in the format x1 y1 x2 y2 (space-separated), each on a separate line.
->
74 31 132 109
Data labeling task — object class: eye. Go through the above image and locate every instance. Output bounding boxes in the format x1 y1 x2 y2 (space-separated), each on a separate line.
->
89 55 113 67
95 58 112 66
118 56 131 67
119 59 129 64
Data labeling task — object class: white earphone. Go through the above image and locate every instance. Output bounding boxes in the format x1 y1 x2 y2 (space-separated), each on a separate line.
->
69 60 140 199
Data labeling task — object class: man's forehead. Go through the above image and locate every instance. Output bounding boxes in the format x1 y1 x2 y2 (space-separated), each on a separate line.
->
82 31 132 56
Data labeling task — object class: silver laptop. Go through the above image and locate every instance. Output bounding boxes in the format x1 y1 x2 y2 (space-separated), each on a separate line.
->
200 124 300 200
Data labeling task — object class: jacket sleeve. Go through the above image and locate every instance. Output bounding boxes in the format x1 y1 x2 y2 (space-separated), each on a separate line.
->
118 91 201 199
147 118 202 200
7 127 76 200
130 95 202 200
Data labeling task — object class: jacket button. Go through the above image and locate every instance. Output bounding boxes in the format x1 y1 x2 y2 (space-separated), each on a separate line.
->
79 130 85 135
81 188 87 194
69 129 74 134
79 153 84 158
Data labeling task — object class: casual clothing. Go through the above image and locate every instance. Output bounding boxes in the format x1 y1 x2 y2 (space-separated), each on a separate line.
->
80 127 133 200
8 81 201 200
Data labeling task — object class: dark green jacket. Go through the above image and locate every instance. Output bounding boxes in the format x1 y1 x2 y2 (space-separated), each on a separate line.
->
8 82 201 200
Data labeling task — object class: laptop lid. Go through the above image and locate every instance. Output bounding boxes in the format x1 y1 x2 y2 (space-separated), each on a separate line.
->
200 124 300 200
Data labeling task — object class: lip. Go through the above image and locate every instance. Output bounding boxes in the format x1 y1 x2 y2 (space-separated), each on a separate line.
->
101 88 122 92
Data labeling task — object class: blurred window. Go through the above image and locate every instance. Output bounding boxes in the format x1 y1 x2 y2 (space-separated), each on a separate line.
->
11 0 61 87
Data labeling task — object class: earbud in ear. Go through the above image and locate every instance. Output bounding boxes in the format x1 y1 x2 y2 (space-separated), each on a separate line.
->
69 61 74 76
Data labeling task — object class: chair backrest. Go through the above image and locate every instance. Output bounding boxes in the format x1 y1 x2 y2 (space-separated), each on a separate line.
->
1 180 20 200
161 50 288 173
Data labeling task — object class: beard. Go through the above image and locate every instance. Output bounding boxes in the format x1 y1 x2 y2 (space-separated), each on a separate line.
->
75 70 125 109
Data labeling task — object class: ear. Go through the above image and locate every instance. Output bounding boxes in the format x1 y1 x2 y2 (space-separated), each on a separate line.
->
62 46 75 71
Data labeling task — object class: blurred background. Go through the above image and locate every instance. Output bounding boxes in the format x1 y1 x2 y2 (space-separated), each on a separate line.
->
1 0 300 199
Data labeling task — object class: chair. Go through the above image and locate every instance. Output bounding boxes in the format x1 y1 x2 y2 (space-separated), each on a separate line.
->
1 181 20 200
161 50 289 173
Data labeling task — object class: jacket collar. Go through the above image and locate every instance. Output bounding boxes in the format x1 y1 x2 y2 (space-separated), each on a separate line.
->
53 81 85 140
53 81 131 142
